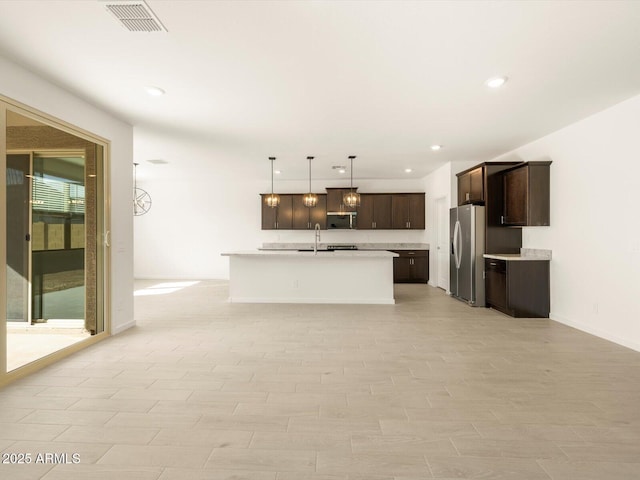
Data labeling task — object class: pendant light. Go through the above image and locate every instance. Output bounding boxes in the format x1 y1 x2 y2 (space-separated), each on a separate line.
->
133 162 152 216
302 156 318 208
265 157 280 208
343 155 360 208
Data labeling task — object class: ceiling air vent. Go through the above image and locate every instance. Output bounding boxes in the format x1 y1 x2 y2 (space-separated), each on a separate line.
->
104 1 167 32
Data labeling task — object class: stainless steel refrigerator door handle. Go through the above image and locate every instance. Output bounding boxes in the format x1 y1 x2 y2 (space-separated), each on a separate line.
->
104 230 111 247
453 220 461 269
456 220 463 269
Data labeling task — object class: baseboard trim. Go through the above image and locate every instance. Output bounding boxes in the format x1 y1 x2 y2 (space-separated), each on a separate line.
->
111 319 136 335
550 311 640 353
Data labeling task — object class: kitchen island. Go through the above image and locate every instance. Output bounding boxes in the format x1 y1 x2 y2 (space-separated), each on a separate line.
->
221 250 398 304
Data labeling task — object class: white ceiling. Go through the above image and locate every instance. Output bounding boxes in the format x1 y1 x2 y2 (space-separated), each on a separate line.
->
1 0 639 180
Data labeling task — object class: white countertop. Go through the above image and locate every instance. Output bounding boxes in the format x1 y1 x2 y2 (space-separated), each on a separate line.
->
261 242 429 251
483 248 552 261
223 250 398 258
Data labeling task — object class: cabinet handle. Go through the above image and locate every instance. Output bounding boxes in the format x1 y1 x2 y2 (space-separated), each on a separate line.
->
466 192 470 201
408 221 411 228
500 215 504 224
408 252 415 255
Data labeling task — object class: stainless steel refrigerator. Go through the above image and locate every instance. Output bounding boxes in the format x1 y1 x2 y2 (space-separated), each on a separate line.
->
450 205 485 306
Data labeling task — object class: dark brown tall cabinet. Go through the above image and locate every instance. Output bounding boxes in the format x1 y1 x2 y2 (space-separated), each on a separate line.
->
391 193 425 229
502 161 551 226
358 194 392 229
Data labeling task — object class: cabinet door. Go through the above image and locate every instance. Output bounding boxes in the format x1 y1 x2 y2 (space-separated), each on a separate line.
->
261 195 277 230
458 172 471 205
291 195 310 230
276 194 293 229
309 194 327 230
392 195 410 229
411 255 429 283
374 194 393 229
469 168 484 203
503 167 528 225
458 168 483 205
326 188 356 212
393 256 412 283
485 259 507 309
408 194 425 229
358 194 375 229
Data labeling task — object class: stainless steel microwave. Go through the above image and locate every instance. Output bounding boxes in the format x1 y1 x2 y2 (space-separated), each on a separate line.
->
326 212 357 229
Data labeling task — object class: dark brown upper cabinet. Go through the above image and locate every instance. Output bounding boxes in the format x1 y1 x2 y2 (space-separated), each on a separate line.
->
502 161 551 226
326 188 357 213
455 162 523 253
391 193 425 229
292 194 327 230
357 194 392 229
260 194 293 230
457 166 484 205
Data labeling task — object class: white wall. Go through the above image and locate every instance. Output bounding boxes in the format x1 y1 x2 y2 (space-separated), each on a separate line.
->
133 127 429 279
422 160 478 290
490 94 640 351
0 55 135 334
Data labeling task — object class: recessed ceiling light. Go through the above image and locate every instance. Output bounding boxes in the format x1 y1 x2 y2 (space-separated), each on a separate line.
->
430 144 442 151
405 168 412 173
485 76 508 88
146 86 165 96
274 170 281 175
332 165 347 173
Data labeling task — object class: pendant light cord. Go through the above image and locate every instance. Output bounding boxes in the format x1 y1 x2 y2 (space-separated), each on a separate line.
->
269 157 275 196
349 156 356 193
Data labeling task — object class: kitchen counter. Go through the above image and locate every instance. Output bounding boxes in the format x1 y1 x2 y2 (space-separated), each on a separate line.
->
483 248 552 261
224 250 398 258
222 249 397 304
260 242 429 251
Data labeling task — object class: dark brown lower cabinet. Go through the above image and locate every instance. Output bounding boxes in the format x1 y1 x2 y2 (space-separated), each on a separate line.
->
391 250 429 283
485 258 549 318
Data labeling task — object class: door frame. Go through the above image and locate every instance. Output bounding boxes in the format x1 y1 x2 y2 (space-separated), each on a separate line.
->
1 94 112 387
434 195 449 291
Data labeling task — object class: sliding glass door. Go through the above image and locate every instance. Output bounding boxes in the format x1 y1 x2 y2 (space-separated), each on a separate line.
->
6 154 30 324
2 104 109 377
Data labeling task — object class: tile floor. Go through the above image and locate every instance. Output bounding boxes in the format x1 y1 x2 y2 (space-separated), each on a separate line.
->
1 279 640 479
7 324 90 372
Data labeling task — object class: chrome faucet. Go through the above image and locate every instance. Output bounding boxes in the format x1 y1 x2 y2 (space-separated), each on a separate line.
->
314 223 321 254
